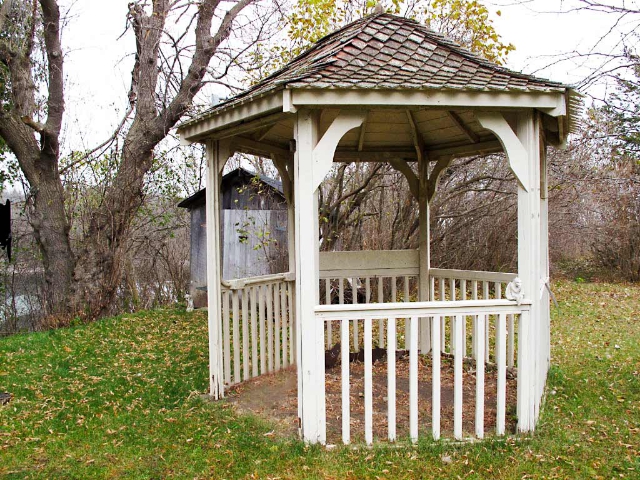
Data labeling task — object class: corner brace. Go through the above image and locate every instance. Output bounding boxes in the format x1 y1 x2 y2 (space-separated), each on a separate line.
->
312 111 367 190
476 112 529 191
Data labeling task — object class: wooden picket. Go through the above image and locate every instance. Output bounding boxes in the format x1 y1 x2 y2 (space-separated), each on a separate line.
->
316 299 529 444
219 274 295 387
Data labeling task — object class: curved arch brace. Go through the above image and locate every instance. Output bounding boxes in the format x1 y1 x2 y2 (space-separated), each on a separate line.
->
312 111 367 190
476 112 529 191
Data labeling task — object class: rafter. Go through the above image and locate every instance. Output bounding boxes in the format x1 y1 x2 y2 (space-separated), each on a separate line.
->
405 110 425 160
447 111 480 144
231 136 293 160
254 122 279 142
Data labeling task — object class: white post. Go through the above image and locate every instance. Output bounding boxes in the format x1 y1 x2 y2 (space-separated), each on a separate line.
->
418 154 431 353
453 314 463 440
409 316 419 443
539 137 551 415
206 140 231 399
294 109 325 444
478 110 544 433
431 314 441 440
516 110 542 432
387 317 396 442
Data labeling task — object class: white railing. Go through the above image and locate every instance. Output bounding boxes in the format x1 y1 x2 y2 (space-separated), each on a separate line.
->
319 250 518 368
319 250 419 352
220 273 295 386
429 268 517 367
316 299 530 444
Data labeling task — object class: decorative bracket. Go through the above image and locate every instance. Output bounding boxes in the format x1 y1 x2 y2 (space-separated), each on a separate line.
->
390 159 419 200
427 155 454 202
272 155 293 204
312 111 367 190
476 112 529 191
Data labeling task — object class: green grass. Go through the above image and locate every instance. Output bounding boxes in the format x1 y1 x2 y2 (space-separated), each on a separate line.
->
1 281 638 479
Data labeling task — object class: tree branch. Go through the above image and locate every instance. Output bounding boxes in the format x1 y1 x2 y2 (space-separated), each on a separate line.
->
39 0 65 156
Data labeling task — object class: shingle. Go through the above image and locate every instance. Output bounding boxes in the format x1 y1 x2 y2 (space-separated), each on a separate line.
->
184 13 570 125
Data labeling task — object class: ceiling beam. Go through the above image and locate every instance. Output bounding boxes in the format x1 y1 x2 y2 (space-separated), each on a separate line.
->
231 136 293 160
427 139 502 160
447 111 480 144
254 122 279 142
334 148 418 162
332 140 503 162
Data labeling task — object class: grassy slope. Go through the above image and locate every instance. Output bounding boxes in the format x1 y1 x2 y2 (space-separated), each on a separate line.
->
0 281 638 479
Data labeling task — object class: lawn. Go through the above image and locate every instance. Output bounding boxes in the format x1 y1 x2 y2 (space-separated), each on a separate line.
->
1 281 638 479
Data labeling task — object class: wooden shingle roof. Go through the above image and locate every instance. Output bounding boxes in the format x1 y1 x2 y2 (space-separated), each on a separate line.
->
193 13 571 122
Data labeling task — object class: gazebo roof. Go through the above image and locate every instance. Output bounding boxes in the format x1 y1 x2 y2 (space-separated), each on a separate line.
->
179 12 581 150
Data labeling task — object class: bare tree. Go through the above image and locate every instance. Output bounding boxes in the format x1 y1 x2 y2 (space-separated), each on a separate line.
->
0 0 272 320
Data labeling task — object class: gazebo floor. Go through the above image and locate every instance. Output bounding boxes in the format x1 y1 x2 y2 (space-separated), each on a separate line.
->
226 354 517 444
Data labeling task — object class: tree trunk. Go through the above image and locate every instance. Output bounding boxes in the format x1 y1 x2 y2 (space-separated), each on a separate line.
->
71 124 160 317
31 152 75 314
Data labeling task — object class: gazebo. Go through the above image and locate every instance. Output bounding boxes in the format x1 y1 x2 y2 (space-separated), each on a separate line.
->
177 12 581 445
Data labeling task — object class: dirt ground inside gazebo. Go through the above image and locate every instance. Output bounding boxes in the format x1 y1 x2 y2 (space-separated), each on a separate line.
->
226 354 518 444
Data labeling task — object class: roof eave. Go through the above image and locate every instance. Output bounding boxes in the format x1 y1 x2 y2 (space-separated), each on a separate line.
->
177 88 286 143
288 87 569 112
177 85 578 147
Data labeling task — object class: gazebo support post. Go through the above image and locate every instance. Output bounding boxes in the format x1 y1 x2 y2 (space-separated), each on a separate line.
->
477 109 547 433
294 107 366 443
418 155 431 353
273 154 298 416
515 111 543 432
206 139 231 399
293 109 326 444
539 139 551 413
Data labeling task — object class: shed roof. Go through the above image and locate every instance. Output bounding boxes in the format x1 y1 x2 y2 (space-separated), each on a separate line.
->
182 12 576 129
177 167 284 210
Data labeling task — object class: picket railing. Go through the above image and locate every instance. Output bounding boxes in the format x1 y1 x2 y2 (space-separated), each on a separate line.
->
220 272 295 386
319 250 418 352
429 268 517 366
316 299 530 444
319 251 518 368
216 251 525 444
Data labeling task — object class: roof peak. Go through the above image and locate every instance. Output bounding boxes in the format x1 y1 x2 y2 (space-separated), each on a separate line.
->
184 12 572 125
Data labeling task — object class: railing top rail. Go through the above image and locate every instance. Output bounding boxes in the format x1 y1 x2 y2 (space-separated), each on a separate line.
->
315 299 531 320
222 271 295 290
429 268 516 283
319 250 419 279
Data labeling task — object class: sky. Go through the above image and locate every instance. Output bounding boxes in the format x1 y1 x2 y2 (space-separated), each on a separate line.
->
55 0 636 153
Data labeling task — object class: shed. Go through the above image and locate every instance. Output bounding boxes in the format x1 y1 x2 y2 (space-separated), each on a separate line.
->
177 12 582 445
178 167 287 307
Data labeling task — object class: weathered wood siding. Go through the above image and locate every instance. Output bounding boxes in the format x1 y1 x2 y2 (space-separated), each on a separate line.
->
222 209 288 279
185 169 288 307
190 204 208 308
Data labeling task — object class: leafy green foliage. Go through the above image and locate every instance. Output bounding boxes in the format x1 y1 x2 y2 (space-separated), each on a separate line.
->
1 281 638 478
424 0 514 64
